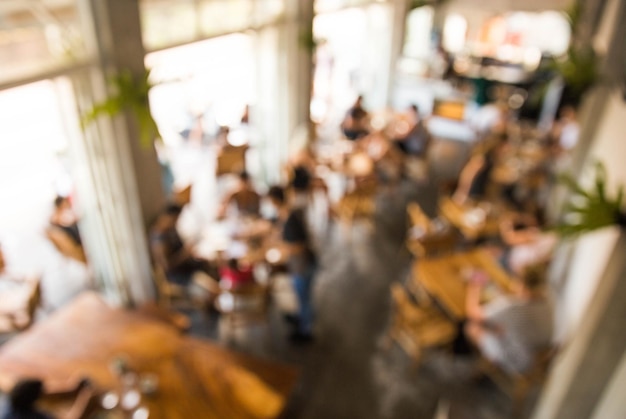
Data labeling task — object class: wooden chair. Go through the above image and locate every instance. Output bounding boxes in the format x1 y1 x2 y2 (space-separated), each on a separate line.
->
407 203 457 258
213 282 272 343
0 278 41 339
479 346 558 418
173 184 192 207
407 202 432 233
216 144 248 176
386 283 456 367
152 265 189 309
153 265 220 306
406 228 458 258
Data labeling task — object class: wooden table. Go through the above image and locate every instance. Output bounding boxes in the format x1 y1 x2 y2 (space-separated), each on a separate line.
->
412 249 514 320
0 292 298 419
439 196 501 241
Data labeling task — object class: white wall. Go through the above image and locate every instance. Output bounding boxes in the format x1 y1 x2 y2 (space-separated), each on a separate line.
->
555 90 626 339
592 351 626 419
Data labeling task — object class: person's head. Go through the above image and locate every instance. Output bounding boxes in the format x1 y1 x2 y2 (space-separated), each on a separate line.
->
559 105 577 120
238 171 251 187
291 166 311 193
227 258 239 270
54 195 71 212
355 95 363 107
267 185 286 208
0 244 5 273
9 379 44 411
517 263 547 296
158 203 183 229
409 104 419 115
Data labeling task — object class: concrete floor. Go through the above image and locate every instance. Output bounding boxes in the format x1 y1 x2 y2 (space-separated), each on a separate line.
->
183 138 538 419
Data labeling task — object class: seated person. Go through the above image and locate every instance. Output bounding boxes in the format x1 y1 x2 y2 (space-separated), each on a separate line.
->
453 137 507 205
150 204 217 288
465 264 553 374
0 378 94 419
219 258 254 290
341 95 369 140
499 212 558 276
47 196 86 264
218 171 261 219
394 105 432 157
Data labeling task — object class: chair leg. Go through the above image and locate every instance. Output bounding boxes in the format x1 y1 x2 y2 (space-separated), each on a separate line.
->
511 381 529 419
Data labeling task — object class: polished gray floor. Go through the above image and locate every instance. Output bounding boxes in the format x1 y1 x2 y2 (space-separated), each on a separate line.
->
186 138 532 419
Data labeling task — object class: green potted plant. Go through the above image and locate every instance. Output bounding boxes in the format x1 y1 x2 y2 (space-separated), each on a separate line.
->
557 162 626 237
82 69 160 148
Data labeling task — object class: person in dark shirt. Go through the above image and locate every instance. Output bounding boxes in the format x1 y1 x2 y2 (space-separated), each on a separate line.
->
394 105 432 157
149 204 216 286
47 196 86 264
281 169 317 343
341 95 369 140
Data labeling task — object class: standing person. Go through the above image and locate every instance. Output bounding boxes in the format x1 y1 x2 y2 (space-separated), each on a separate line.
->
281 167 317 343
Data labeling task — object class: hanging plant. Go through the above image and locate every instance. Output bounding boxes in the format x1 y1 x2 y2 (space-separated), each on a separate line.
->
409 0 449 11
557 162 626 237
298 27 318 53
550 45 599 105
82 69 160 149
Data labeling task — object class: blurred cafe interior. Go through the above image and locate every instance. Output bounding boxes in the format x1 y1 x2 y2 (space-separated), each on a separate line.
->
0 0 625 418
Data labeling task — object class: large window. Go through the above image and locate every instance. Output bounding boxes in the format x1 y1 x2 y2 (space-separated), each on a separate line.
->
0 78 78 235
140 0 285 51
0 0 87 83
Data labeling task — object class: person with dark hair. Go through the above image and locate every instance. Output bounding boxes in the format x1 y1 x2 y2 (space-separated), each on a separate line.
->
47 196 86 264
341 95 369 140
280 175 317 343
218 171 261 219
219 258 254 290
394 104 432 157
453 137 508 204
149 204 217 287
464 264 553 374
1 378 94 419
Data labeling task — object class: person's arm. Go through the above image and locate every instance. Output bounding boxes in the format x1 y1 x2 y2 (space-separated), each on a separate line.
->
499 218 540 246
63 385 95 419
453 155 485 204
217 192 235 219
465 282 485 321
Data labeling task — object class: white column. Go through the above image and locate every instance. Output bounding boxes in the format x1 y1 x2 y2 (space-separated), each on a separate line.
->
68 0 165 305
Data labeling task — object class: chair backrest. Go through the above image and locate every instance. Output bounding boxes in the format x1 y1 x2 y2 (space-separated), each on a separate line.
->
408 202 432 233
2 278 42 332
25 279 41 329
173 184 192 207
152 264 177 307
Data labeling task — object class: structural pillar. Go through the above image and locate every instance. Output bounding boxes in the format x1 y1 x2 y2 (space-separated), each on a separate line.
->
532 232 626 419
70 0 164 306
282 0 314 149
